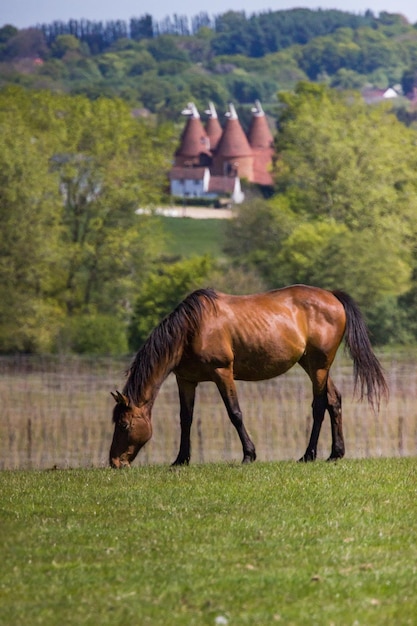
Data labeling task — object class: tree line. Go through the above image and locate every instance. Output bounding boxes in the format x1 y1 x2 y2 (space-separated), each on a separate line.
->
24 9 380 54
2 83 417 354
1 10 417 123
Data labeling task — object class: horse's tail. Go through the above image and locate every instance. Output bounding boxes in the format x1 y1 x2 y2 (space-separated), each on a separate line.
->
332 290 388 410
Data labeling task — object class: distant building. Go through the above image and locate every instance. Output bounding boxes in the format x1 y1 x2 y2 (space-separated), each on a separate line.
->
362 86 401 104
169 101 275 205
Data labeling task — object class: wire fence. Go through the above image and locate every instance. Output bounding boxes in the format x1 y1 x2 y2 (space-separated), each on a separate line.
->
1 352 416 470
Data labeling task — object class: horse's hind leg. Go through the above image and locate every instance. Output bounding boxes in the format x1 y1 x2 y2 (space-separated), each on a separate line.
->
213 367 256 463
327 376 344 461
299 391 327 462
299 373 344 462
172 376 197 466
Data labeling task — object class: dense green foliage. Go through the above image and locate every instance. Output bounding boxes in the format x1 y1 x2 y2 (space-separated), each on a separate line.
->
1 459 417 624
224 84 417 344
1 9 417 121
128 256 214 348
0 86 175 352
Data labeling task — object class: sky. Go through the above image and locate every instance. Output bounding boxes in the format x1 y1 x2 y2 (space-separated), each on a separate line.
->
2 0 417 30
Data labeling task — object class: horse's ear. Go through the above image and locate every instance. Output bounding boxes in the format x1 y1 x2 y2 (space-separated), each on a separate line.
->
111 390 130 406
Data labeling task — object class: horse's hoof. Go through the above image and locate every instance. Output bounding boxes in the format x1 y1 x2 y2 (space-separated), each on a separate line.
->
298 453 315 462
327 453 344 462
171 458 190 466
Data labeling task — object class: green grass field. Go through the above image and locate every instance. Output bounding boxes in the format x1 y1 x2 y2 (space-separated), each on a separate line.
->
1 459 416 625
159 217 227 258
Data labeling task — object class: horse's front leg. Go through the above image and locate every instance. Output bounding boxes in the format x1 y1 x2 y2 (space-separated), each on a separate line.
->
172 376 197 466
213 367 256 463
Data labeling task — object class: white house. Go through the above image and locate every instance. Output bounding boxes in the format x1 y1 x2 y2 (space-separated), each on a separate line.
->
169 167 210 198
169 166 244 204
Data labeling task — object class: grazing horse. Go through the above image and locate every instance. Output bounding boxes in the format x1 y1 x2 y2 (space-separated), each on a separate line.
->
109 285 387 468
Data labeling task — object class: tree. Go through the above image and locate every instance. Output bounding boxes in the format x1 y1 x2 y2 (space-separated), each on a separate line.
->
224 198 296 285
299 36 361 79
3 28 48 60
401 65 417 96
276 84 417 238
330 68 367 90
353 27 401 74
0 24 18 59
128 256 214 349
47 93 174 318
212 11 251 57
50 34 84 59
130 15 154 41
275 222 410 309
0 102 63 352
0 87 176 353
146 35 190 62
128 50 157 76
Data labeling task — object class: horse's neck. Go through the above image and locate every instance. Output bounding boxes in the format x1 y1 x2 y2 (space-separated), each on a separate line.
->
126 335 183 406
126 360 173 408
140 378 164 407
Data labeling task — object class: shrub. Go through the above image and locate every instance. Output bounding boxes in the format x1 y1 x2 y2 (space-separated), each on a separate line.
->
56 314 128 355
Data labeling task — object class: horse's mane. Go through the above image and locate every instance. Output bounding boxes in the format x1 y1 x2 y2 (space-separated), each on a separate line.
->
124 288 218 405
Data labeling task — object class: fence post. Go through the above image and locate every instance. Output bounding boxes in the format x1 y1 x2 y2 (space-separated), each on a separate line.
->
27 418 32 469
197 417 204 464
398 415 404 457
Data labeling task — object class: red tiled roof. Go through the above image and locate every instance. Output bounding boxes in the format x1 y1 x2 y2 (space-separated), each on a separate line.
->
205 116 223 151
215 104 253 158
205 102 223 151
252 152 274 186
208 176 236 194
248 102 274 151
175 117 210 158
169 167 207 180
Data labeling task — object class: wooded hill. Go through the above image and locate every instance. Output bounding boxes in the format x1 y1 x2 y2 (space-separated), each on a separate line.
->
1 9 417 122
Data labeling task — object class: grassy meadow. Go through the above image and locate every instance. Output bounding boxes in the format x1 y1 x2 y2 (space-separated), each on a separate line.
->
159 216 227 258
1 459 417 625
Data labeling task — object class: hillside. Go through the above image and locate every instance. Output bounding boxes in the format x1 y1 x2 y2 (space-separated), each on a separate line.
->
1 9 417 122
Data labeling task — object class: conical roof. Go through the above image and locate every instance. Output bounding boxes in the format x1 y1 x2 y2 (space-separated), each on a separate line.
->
247 100 274 150
204 102 223 151
248 100 274 185
175 102 211 159
215 103 253 158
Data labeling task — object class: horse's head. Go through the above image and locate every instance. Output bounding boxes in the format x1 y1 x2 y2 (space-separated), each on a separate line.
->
109 391 152 468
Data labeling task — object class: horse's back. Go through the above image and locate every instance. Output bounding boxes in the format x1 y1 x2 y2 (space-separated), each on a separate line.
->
218 285 345 329
182 285 347 381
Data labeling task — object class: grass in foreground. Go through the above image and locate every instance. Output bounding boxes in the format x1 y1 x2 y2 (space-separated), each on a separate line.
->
1 458 417 625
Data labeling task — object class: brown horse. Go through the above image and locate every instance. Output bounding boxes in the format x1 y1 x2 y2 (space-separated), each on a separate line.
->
109 285 387 468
